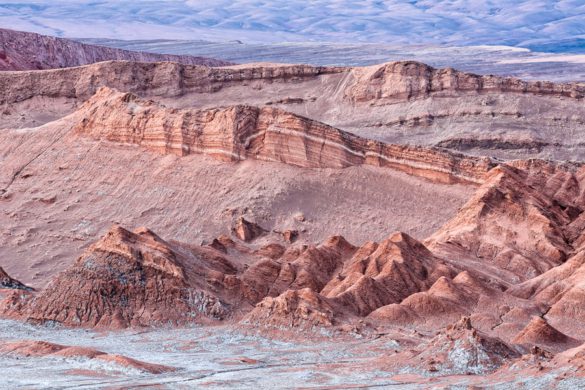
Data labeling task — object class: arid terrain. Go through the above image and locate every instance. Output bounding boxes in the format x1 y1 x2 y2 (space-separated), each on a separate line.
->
2 28 585 388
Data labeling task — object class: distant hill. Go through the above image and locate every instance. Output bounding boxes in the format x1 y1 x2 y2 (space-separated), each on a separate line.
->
0 28 232 71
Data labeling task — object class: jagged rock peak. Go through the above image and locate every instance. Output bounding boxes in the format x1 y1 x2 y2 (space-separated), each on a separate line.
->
13 224 228 328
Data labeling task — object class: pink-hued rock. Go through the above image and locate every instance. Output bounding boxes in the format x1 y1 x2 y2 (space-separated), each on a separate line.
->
0 28 231 71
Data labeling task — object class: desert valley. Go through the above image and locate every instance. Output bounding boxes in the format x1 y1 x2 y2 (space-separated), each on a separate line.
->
2 24 585 388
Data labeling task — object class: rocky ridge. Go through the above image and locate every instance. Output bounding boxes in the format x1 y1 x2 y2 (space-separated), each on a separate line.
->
0 28 231 71
70 86 495 184
5 58 585 162
4 42 585 382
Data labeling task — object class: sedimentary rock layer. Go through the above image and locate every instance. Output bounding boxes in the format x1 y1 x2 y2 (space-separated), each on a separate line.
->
345 61 585 103
3 59 584 108
71 87 495 184
0 60 339 106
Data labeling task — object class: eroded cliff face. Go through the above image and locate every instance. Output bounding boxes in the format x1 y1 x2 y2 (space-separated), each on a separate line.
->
0 28 231 71
345 61 585 104
0 60 339 106
4 59 585 161
70 87 495 184
3 60 584 108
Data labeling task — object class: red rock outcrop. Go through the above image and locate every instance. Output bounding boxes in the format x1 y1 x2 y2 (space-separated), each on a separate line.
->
13 225 230 328
508 249 585 339
0 60 339 107
234 235 356 305
69 87 494 184
367 271 494 329
0 28 230 71
322 232 452 317
0 340 175 374
3 59 584 109
345 61 585 104
428 162 584 282
243 288 335 329
512 317 579 353
233 217 267 242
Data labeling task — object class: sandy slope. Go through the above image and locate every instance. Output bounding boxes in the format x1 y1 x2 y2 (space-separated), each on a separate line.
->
0 119 471 288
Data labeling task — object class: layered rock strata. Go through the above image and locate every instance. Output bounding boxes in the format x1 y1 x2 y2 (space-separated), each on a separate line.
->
71 87 495 184
345 61 585 104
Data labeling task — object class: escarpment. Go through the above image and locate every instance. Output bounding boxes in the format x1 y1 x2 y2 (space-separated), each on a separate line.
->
0 60 341 106
345 61 585 104
70 87 495 184
3 59 584 108
5 59 585 162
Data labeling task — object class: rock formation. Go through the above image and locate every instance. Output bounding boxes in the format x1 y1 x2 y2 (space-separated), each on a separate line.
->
4 39 585 383
428 161 584 282
0 267 31 290
0 60 338 108
15 225 230 327
512 317 578 353
0 340 175 374
345 61 585 104
69 86 494 184
402 317 520 375
243 288 335 329
0 28 231 71
233 217 267 242
323 232 452 317
508 249 585 339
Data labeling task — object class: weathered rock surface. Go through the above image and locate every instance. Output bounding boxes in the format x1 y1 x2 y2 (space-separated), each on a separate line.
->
367 271 494 329
399 317 520 375
243 288 335 329
323 232 452 317
0 28 230 71
0 267 31 291
345 61 585 104
13 225 230 327
508 249 585 339
428 161 585 282
70 87 495 184
0 340 176 374
4 57 585 161
512 317 579 353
